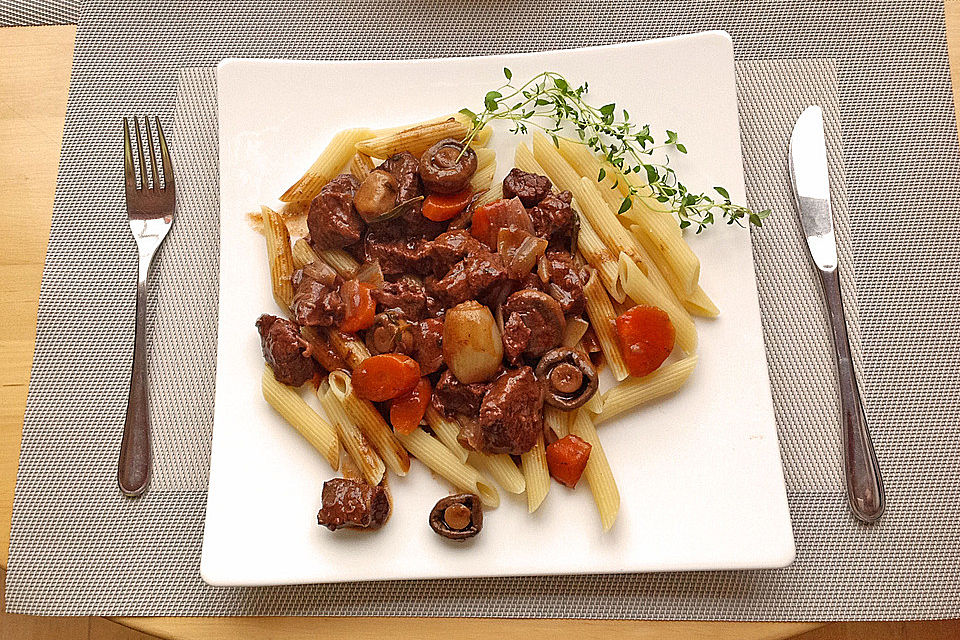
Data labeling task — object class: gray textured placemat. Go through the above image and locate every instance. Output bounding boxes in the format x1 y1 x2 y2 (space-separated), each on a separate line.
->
0 0 77 26
7 0 960 619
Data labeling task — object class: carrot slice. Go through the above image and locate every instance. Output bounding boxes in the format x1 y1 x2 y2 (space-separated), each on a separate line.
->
546 434 592 488
615 305 676 378
352 353 421 401
339 279 376 333
422 188 473 222
389 377 432 435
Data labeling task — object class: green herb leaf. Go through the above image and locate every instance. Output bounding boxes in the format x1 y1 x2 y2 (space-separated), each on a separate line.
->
617 197 632 214
598 168 606 181
675 143 687 154
714 186 730 200
504 67 512 80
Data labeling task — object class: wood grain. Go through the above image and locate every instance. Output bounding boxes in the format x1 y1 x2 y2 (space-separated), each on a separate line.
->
3 14 960 639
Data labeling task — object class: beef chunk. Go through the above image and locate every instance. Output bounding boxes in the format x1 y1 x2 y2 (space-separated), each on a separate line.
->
414 318 444 376
362 233 432 276
308 174 363 249
502 168 552 207
377 152 422 205
256 314 314 386
530 190 577 249
291 264 344 327
316 478 390 531
501 289 565 363
469 367 544 455
541 250 587 315
428 251 507 308
374 278 430 321
432 369 491 419
425 229 486 275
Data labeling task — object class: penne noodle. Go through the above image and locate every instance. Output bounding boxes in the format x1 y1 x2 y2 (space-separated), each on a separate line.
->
473 183 503 208
576 214 626 302
683 284 721 318
574 178 656 278
291 237 318 270
583 269 630 381
349 152 375 180
569 409 620 531
469 452 526 494
556 137 626 213
317 382 384 485
293 237 360 279
468 148 497 192
328 370 410 476
280 128 374 202
618 253 697 354
261 365 339 470
396 427 500 508
544 406 570 438
299 325 348 373
424 406 469 463
356 119 468 159
520 433 550 513
371 112 490 146
322 327 371 369
629 219 698 297
532 131 582 194
514 142 546 175
593 355 698 424
261 205 294 310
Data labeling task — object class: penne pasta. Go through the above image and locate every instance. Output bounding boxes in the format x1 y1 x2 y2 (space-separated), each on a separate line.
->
356 119 468 159
556 137 626 213
583 269 630 381
576 213 626 302
618 253 697 354
261 205 294 309
371 112 490 146
280 128 374 202
630 210 700 296
424 406 469 463
520 433 550 513
683 284 721 318
322 327 371 370
514 141 546 175
291 237 318 270
532 131 582 194
473 183 503 208
317 382 384 485
299 325 348 373
544 406 570 438
396 427 500 508
349 152 375 180
469 452 526 494
569 409 620 531
468 148 497 192
574 178 656 278
261 365 339 470
317 247 360 279
328 370 410 476
593 355 698 425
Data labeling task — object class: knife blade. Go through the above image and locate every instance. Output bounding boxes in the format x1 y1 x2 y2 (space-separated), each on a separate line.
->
789 105 886 523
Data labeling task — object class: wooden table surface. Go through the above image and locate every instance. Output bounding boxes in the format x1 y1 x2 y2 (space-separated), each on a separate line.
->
4 8 960 638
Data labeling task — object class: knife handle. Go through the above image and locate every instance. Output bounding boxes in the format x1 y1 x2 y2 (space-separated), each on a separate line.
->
818 267 885 522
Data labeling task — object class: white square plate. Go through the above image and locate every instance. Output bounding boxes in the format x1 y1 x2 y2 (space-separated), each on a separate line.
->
202 31 795 586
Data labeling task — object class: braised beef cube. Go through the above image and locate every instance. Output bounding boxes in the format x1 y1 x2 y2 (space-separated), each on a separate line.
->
428 251 506 308
474 367 544 455
308 174 364 249
501 289 565 363
432 369 491 419
425 229 486 275
376 152 422 204
292 265 344 327
362 233 432 276
502 168 552 207
374 279 428 321
541 250 587 315
256 314 315 386
414 318 445 376
530 190 576 249
316 478 390 531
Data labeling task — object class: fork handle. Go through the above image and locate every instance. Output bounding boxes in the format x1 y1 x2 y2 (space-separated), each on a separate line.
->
818 267 885 522
119 254 152 497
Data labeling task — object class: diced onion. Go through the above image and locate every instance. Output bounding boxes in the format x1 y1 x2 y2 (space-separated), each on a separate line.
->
498 228 548 279
354 259 384 288
561 317 590 348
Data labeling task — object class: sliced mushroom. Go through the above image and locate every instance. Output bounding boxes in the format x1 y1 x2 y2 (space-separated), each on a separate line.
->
419 138 478 194
354 169 400 222
429 493 483 540
365 310 416 355
535 347 598 410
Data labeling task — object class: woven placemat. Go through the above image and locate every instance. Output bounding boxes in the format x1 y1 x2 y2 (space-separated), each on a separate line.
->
0 0 77 26
7 0 960 619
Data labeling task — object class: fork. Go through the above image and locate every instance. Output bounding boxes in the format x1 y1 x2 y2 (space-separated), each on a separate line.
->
119 116 175 497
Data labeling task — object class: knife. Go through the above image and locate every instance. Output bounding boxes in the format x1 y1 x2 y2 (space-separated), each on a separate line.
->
789 105 885 523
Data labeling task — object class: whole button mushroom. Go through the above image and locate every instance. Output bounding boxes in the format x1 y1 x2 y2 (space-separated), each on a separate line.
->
429 493 483 540
535 347 599 410
419 138 478 194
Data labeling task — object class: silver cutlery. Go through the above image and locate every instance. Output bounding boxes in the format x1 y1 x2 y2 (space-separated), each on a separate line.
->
789 105 885 523
119 115 175 497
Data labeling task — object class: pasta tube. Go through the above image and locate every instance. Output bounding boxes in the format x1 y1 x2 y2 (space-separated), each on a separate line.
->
371 112 490 146
574 178 656 278
532 131 582 193
317 382 384 485
356 119 468 158
328 370 410 476
576 213 626 303
569 409 619 531
583 269 630 381
474 183 504 208
593 355 698 424
291 237 318 270
469 452 526 494
280 128 374 202
618 253 697 354
521 433 550 513
629 212 700 296
468 148 497 192
514 142 546 175
322 327 371 370
261 205 294 309
683 285 720 318
396 428 500 508
261 365 339 470
424 406 469 463
556 137 626 212
349 152 375 180
544 406 570 438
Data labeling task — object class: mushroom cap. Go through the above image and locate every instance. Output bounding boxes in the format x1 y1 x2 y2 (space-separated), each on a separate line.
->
419 139 478 194
535 347 599 410
429 493 483 540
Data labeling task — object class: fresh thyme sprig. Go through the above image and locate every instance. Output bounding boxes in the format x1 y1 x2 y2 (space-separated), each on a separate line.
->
460 69 770 232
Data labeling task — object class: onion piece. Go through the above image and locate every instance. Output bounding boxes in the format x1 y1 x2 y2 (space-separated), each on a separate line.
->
300 260 338 288
498 228 548 279
561 317 589 348
354 259 384 288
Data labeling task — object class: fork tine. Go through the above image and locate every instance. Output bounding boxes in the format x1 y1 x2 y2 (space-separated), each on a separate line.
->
155 116 174 190
145 115 160 190
123 118 137 194
133 115 147 190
